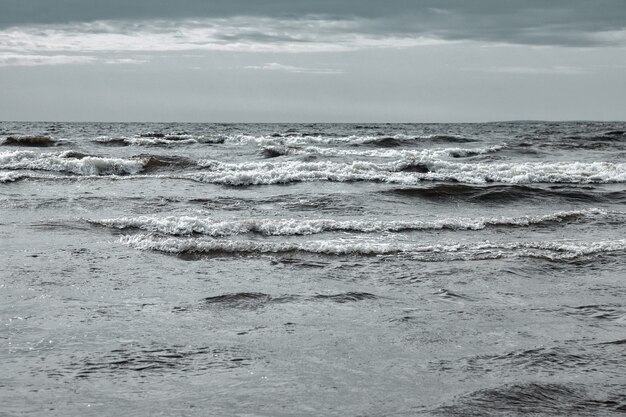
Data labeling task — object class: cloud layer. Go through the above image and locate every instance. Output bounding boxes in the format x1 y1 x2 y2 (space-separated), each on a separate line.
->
1 0 625 51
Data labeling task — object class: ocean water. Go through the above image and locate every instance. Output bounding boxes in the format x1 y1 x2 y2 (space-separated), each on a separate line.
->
1 121 625 416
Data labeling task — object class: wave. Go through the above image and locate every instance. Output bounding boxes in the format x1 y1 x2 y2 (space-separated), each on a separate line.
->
219 133 474 147
436 343 626 376
436 382 626 416
4 150 625 185
189 158 626 185
0 150 144 176
2 135 57 147
90 209 608 237
0 171 30 183
4 157 625 186
93 135 224 147
65 343 251 378
260 145 504 159
140 155 197 173
386 184 626 203
118 234 626 261
186 291 378 310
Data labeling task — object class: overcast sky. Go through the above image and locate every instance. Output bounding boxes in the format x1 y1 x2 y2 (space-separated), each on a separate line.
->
1 1 625 122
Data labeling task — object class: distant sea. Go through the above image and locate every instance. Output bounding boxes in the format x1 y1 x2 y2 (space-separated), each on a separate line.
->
2 121 625 416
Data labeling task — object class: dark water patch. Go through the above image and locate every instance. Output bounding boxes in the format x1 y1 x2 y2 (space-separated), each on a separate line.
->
185 194 362 213
187 196 257 211
270 256 330 269
179 292 297 311
139 132 165 138
262 147 286 158
384 184 621 204
61 151 89 159
279 194 366 214
437 344 626 375
67 344 251 379
598 339 626 345
3 135 56 147
564 304 626 323
94 138 130 147
567 133 626 142
436 383 626 416
448 149 493 158
200 135 226 144
312 292 378 303
140 155 196 173
161 135 191 141
398 162 430 173
428 134 477 143
366 137 404 147
540 141 624 151
202 292 276 309
176 291 378 312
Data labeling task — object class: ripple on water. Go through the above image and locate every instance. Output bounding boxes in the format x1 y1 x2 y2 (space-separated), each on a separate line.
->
60 343 253 379
432 343 626 376
564 304 626 324
435 382 626 416
172 291 379 312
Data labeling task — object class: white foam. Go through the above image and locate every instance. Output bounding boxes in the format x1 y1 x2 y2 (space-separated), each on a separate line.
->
0 150 144 175
0 171 27 183
261 145 504 159
92 209 608 237
223 133 417 147
188 157 626 185
427 160 626 184
126 137 198 146
119 234 626 260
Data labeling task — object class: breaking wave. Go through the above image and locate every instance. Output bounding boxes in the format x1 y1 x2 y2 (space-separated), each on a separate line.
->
221 133 479 147
93 135 224 147
90 209 609 237
260 145 504 159
189 158 626 185
0 171 29 183
118 234 626 261
0 150 144 176
2 135 57 147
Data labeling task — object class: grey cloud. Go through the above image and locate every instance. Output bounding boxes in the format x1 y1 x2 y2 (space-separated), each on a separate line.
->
1 1 625 47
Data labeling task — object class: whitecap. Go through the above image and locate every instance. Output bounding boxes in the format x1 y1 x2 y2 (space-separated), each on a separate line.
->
119 234 626 261
92 209 609 237
0 150 144 175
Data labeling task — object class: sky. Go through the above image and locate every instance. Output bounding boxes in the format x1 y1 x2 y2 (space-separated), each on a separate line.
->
1 1 625 122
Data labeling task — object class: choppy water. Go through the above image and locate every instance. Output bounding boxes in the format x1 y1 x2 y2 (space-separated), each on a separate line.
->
1 121 625 416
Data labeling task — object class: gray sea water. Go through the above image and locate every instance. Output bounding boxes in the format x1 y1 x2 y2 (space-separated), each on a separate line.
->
1 121 625 416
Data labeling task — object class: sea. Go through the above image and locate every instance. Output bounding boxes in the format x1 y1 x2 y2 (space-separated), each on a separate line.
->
1 121 625 416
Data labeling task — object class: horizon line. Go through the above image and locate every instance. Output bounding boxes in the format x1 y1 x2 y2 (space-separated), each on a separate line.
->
2 119 625 124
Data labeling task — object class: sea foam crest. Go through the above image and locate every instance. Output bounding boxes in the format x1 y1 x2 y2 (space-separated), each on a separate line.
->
191 159 416 185
0 171 28 183
261 145 504 159
119 234 626 260
428 160 626 184
92 209 608 237
189 157 626 185
223 134 395 146
0 150 144 175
